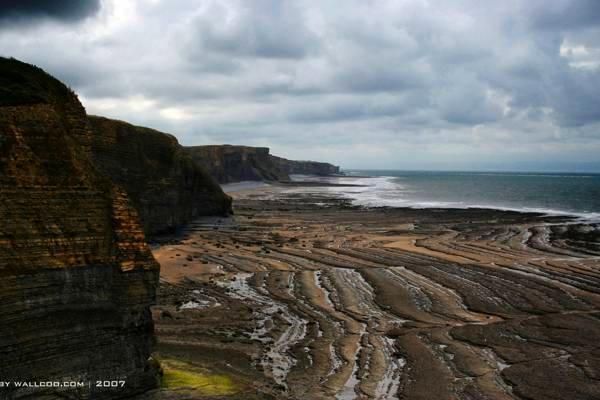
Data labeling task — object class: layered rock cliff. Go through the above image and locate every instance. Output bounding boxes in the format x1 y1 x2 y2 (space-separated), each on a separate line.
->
185 145 339 183
88 116 232 235
0 57 159 398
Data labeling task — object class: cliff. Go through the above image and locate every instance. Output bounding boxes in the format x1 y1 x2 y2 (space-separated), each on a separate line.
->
88 116 232 235
185 145 339 183
270 155 340 176
0 57 159 398
185 145 290 183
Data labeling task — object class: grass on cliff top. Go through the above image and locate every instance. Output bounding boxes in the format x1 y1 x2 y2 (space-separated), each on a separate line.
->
160 358 239 396
0 56 75 106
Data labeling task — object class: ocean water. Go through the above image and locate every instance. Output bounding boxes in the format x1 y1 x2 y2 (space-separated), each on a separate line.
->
297 171 600 220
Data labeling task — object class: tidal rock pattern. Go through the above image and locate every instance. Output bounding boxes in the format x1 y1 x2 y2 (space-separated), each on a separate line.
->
185 145 339 183
153 189 600 400
89 116 232 235
0 57 159 399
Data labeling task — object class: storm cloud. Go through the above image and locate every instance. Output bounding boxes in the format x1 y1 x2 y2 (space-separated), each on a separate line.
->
0 0 100 23
0 0 599 171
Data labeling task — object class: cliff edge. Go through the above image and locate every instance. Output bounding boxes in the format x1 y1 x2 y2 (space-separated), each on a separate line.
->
0 57 159 399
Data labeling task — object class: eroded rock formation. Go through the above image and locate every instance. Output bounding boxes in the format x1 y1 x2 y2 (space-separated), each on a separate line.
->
88 116 232 235
152 188 600 400
0 57 159 399
185 145 339 183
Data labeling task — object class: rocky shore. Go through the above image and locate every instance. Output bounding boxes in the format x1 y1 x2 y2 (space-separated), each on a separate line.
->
147 184 600 400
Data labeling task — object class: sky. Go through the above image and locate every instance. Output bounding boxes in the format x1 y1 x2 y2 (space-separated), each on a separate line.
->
1 0 600 171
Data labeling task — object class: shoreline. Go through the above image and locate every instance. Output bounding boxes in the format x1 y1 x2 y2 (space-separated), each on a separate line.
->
147 187 600 399
224 179 588 223
223 176 600 223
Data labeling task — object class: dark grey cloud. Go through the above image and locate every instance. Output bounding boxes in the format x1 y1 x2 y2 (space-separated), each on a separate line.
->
0 0 100 23
530 0 600 31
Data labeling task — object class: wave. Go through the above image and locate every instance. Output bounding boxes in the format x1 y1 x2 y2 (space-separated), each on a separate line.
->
316 176 600 222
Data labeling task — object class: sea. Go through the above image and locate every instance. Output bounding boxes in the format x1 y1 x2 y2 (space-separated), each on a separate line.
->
294 170 600 221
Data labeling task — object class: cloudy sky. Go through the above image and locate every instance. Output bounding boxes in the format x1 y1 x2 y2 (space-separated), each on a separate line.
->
1 0 600 171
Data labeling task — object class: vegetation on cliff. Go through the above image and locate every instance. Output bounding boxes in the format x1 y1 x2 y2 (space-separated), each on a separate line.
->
159 359 239 396
0 57 76 106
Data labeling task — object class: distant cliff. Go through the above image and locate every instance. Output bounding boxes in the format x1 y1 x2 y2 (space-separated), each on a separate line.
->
271 155 341 176
185 145 289 183
88 116 232 235
185 145 340 183
0 57 159 398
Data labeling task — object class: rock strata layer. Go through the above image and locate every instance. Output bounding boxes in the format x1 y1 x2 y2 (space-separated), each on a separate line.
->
0 57 159 399
185 145 339 183
89 116 232 235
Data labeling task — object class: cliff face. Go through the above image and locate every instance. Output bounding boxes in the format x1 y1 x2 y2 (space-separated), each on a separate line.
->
185 145 339 183
0 58 159 398
270 155 340 176
186 145 289 183
88 116 232 235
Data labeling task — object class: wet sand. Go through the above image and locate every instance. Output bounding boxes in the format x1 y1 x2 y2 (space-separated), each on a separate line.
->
145 185 600 399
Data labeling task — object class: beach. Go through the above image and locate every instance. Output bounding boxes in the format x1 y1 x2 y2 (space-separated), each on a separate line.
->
147 182 600 399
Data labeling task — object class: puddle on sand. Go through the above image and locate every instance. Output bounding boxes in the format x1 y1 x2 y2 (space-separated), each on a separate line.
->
217 272 308 389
